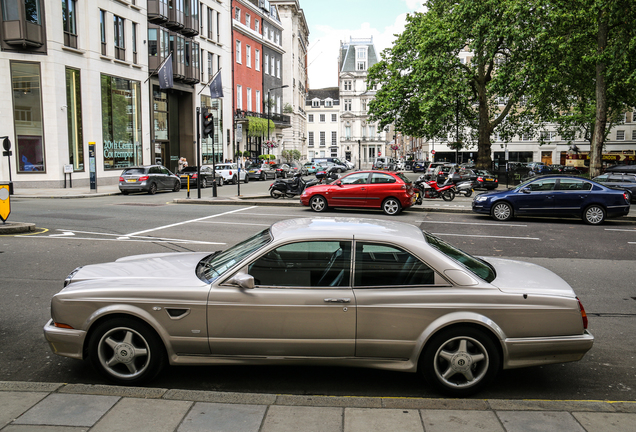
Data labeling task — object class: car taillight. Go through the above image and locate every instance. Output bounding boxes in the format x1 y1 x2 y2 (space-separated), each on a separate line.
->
477 176 483 182
495 179 498 183
625 192 629 201
119 176 124 181
138 175 149 181
577 297 588 329
192 173 198 179
229 171 232 176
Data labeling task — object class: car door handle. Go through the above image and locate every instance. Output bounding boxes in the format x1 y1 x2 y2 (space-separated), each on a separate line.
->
324 298 350 303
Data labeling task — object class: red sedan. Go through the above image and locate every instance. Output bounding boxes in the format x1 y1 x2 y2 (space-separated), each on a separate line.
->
300 170 416 215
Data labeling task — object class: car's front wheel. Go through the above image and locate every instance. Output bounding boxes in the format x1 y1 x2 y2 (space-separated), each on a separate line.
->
88 317 167 385
244 174 249 183
232 175 237 185
217 177 224 187
583 204 606 225
382 197 402 215
420 327 500 397
491 202 513 221
200 178 207 188
270 189 284 199
309 195 328 212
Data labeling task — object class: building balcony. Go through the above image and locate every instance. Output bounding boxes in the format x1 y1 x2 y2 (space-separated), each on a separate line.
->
234 110 291 128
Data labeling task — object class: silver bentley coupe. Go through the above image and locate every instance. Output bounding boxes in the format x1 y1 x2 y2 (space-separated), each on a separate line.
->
44 218 593 396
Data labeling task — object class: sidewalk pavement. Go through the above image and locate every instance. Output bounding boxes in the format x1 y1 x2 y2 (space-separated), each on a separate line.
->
1 381 634 432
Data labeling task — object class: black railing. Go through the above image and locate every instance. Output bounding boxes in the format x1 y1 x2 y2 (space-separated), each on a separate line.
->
234 109 290 125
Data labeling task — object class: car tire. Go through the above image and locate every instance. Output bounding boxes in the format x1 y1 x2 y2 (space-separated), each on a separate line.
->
200 178 207 188
491 201 513 221
270 189 284 199
232 175 237 185
218 177 224 187
309 195 328 212
244 175 249 184
441 190 455 201
382 197 402 215
464 190 473 198
148 183 157 195
260 173 265 181
583 204 606 225
173 181 181 192
88 317 167 385
420 326 500 397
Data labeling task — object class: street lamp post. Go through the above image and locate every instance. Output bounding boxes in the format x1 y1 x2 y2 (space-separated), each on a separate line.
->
267 85 289 159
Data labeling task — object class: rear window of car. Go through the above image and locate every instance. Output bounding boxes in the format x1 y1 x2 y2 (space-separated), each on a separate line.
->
180 167 198 173
122 168 146 175
395 172 412 184
425 232 496 283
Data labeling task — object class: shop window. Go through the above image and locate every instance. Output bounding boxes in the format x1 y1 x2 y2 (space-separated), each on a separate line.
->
65 68 84 171
11 61 45 172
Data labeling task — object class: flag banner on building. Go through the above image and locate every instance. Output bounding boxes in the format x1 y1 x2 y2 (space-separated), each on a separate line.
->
209 71 224 98
158 54 173 89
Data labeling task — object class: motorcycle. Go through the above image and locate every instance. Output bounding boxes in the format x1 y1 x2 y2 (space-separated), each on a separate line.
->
269 172 309 198
455 180 475 197
413 175 456 204
314 166 341 183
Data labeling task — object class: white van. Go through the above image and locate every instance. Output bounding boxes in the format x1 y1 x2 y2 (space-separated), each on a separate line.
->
373 157 397 170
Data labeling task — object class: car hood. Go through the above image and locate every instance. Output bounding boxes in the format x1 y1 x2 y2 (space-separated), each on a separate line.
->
63 252 211 291
485 257 576 297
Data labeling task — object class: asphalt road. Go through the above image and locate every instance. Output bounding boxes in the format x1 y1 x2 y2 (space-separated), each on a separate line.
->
1 192 635 401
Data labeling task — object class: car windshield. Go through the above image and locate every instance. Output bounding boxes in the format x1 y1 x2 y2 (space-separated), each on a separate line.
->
424 232 496 282
122 168 145 175
180 167 198 173
197 229 272 283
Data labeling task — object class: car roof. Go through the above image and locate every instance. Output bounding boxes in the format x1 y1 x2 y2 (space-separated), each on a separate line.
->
270 218 425 243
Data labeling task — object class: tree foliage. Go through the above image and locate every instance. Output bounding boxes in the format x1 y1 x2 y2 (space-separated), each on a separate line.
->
281 149 301 162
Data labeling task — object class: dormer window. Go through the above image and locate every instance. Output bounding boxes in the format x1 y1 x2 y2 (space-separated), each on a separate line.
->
355 46 368 71
312 99 319 107
325 99 333 108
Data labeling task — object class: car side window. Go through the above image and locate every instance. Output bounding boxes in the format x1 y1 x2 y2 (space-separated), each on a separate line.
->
370 173 396 184
528 179 556 191
248 241 351 288
354 243 436 287
557 179 592 191
149 167 161 174
341 173 369 185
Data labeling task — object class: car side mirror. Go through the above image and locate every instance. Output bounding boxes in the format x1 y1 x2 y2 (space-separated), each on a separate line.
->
226 272 255 289
336 180 343 187
521 187 531 194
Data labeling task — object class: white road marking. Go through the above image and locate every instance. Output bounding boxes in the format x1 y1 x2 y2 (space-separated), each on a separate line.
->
605 229 636 233
416 220 527 227
197 221 271 226
47 229 224 244
432 233 541 240
125 206 257 236
24 236 223 245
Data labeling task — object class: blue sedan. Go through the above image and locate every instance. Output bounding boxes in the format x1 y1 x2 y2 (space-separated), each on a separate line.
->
472 175 630 224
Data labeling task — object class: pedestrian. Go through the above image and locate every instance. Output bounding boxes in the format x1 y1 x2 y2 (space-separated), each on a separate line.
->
178 157 188 172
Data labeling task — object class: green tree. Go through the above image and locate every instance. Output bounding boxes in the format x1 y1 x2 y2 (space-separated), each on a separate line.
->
281 149 301 162
368 0 555 169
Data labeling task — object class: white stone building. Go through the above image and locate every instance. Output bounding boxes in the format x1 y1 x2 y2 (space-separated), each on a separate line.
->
305 87 340 161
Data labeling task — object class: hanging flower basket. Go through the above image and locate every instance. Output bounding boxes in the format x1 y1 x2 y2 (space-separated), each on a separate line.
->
263 140 278 149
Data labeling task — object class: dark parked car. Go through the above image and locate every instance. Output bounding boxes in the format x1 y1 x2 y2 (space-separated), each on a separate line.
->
593 173 636 202
177 166 216 189
412 160 427 173
119 165 181 195
246 163 277 181
472 175 630 224
604 164 636 174
448 167 478 184
472 169 499 190
274 164 291 178
432 164 457 184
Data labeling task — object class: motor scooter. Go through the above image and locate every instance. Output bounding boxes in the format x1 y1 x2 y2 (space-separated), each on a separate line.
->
455 180 474 197
413 175 455 204
269 172 309 198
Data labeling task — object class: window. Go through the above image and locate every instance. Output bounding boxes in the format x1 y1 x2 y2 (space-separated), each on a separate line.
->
341 172 368 185
65 68 83 171
357 62 366 71
320 131 325 146
264 54 269 74
617 130 625 140
235 40 241 63
320 114 325 122
100 9 106 55
234 7 240 21
540 131 556 141
308 114 314 122
276 59 280 78
148 28 158 56
527 179 556 191
325 100 332 107
308 131 314 146
557 179 592 191
255 49 260 71
246 45 251 67
100 74 142 170
331 131 337 145
248 241 351 287
354 243 435 287
255 90 261 113
632 130 636 140
361 100 367 112
345 126 351 139
344 81 352 91
312 100 319 107
245 13 250 28
344 99 352 111
62 0 77 48
247 88 252 111
236 85 242 109
331 114 337 122
270 56 275 75
255 19 259 33
114 15 125 60
132 22 138 64
11 61 45 173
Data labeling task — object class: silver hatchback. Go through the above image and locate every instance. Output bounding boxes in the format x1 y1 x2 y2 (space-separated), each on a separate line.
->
119 165 181 195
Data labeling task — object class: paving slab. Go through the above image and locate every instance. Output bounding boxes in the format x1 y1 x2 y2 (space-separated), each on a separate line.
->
90 397 192 432
344 408 424 432
496 411 585 432
572 412 636 432
260 405 343 432
382 397 490 410
420 409 504 432
176 402 267 432
0 391 50 428
1 425 89 431
164 389 276 405
275 395 382 408
59 383 167 399
0 381 63 393
488 399 616 412
12 393 119 427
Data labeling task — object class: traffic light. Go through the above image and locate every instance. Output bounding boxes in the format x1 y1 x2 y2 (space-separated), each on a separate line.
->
202 108 214 138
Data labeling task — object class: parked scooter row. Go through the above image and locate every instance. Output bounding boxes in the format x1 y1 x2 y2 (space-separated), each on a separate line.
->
412 176 475 204
269 166 341 199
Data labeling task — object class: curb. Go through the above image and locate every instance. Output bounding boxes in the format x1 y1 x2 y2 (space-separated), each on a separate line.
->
0 221 36 234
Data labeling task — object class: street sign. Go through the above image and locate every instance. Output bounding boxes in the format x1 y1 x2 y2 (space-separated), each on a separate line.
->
431 150 436 154
0 185 10 222
89 142 97 191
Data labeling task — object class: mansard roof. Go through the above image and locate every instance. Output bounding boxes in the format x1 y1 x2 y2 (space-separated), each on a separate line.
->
307 87 339 101
339 37 378 72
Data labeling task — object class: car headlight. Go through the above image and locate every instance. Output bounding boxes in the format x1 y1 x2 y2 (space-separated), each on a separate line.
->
474 195 489 202
64 267 82 287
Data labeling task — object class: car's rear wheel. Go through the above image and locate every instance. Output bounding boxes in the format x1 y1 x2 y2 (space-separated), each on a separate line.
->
441 190 455 201
420 327 500 397
491 202 513 221
244 175 249 183
232 175 237 185
88 318 167 385
310 195 328 212
173 181 181 192
148 183 157 195
260 173 265 181
583 204 605 225
382 197 402 215
464 190 472 198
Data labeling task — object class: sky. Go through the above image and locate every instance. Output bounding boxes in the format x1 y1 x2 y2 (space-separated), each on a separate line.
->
301 0 427 89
